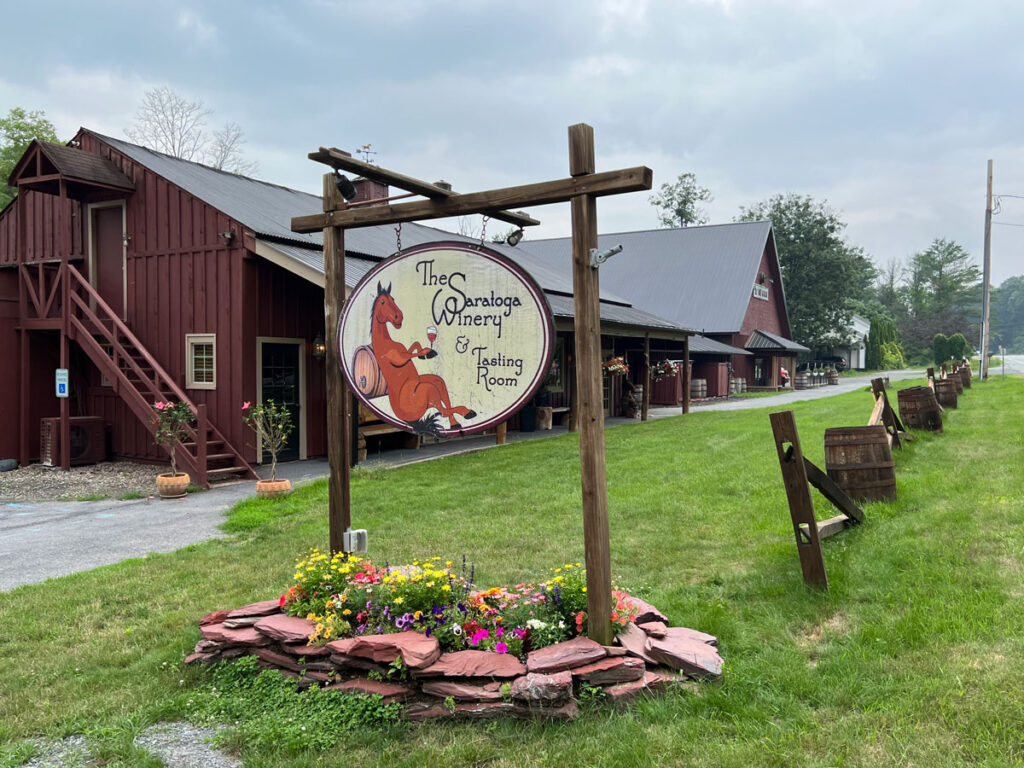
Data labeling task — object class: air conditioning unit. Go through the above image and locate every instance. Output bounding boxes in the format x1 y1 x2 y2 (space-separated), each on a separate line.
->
40 417 107 466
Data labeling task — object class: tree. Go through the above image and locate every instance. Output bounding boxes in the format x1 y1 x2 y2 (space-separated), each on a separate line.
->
737 194 876 350
125 86 257 175
0 107 59 209
932 333 951 366
991 275 1024 353
649 172 712 228
900 238 981 357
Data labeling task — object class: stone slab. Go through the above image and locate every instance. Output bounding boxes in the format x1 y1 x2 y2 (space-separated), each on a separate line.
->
414 650 527 678
526 636 606 674
254 614 316 645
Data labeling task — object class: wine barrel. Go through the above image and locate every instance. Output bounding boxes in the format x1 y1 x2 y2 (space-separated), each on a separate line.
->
897 386 943 432
690 378 707 399
740 379 747 393
934 378 958 408
827 369 840 385
351 345 388 398
959 366 971 389
794 372 809 390
950 371 963 395
825 425 897 502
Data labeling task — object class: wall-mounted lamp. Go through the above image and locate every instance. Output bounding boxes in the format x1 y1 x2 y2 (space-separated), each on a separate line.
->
505 228 524 247
334 172 358 201
219 230 236 246
311 334 327 360
758 271 766 284
122 233 131 248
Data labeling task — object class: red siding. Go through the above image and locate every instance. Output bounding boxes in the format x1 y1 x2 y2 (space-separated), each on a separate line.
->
0 191 84 266
250 260 328 459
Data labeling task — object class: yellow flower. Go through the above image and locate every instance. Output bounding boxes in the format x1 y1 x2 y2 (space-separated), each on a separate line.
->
582 587 587 593
414 611 422 619
555 568 562 573
326 600 334 610
442 585 452 592
426 581 435 588
343 608 351 616
307 613 317 620
446 561 453 567
394 596 405 604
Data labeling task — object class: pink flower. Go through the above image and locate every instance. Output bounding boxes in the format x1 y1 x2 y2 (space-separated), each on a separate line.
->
495 642 507 654
242 401 251 410
494 626 504 638
154 401 167 410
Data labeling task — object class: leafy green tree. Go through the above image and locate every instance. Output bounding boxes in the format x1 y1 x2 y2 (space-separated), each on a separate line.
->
650 172 712 228
737 194 876 350
991 275 1024 352
0 107 59 209
901 239 981 357
948 332 969 361
932 333 950 366
866 317 902 370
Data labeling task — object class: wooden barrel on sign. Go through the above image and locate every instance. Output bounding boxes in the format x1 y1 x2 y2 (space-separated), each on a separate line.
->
825 425 897 502
794 372 809 390
897 386 943 432
690 378 707 399
827 369 840 385
934 378 958 408
351 345 388 399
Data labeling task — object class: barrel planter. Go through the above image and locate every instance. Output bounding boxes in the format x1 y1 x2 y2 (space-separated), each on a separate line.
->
825 425 897 502
959 366 971 389
690 378 707 399
898 386 943 432
826 369 840 385
950 372 963 395
794 372 810 390
351 345 388 399
934 378 958 408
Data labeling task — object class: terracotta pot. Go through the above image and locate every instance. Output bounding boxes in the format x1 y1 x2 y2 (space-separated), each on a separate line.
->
156 472 190 499
256 478 291 498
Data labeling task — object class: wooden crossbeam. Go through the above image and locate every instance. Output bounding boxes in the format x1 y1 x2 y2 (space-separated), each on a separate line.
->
309 147 539 229
871 378 909 448
291 166 652 232
803 458 864 525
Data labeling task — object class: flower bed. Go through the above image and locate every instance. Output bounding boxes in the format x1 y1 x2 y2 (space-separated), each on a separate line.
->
187 551 724 720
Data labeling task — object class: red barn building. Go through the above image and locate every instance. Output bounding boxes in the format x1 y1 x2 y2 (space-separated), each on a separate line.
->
0 131 692 475
519 222 807 399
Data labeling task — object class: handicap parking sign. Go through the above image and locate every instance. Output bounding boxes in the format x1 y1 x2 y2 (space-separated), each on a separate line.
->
55 368 69 399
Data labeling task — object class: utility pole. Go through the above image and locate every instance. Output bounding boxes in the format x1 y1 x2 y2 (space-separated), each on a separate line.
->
981 159 993 380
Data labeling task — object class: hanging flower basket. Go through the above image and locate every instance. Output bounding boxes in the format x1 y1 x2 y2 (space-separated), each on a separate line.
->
649 360 679 383
601 356 629 377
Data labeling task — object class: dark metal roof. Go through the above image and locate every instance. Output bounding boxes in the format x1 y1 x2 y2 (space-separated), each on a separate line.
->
690 335 752 356
518 221 779 333
32 141 135 190
88 131 691 339
745 329 809 353
90 130 634 305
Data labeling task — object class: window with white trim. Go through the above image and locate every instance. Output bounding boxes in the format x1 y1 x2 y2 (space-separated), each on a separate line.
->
186 334 216 389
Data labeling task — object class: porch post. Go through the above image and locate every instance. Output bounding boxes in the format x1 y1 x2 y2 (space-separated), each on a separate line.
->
641 333 650 421
682 334 691 414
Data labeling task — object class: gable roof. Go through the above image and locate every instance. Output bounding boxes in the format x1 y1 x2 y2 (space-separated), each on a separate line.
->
745 329 808 353
9 140 135 191
515 221 784 334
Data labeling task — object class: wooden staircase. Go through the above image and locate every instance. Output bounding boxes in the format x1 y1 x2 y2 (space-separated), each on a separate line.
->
23 263 257 486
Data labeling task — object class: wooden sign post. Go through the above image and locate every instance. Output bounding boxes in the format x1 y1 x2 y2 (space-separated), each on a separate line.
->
770 410 864 590
292 124 650 645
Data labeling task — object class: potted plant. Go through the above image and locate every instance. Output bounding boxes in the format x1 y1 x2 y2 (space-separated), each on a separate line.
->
151 400 195 499
601 356 629 377
242 399 294 498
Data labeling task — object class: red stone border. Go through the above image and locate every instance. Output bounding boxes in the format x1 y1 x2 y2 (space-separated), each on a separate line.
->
187 597 723 721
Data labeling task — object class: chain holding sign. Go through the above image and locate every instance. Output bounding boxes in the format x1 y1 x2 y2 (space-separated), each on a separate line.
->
340 242 554 438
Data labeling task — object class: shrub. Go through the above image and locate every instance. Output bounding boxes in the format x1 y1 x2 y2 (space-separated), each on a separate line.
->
151 401 195 476
932 333 951 366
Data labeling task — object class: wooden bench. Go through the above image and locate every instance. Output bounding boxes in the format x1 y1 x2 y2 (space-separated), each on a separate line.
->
357 404 420 461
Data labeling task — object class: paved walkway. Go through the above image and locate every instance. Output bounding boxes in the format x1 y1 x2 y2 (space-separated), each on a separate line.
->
1 369 923 591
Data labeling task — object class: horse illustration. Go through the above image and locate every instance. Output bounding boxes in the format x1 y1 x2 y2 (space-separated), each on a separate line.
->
369 282 476 436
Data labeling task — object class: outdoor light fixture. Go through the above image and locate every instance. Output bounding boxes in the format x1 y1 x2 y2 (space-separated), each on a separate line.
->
311 334 327 360
334 172 358 201
122 233 131 248
505 228 524 247
219 230 236 245
758 271 766 283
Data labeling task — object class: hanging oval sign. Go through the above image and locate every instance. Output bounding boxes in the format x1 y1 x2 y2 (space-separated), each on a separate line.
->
339 241 554 437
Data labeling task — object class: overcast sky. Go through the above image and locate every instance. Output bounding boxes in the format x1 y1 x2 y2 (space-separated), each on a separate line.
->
4 0 1024 284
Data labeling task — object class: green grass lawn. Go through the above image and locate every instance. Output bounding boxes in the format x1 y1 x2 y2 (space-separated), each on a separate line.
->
2 377 1024 767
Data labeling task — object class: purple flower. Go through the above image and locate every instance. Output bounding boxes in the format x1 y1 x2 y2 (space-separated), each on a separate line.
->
495 642 508 654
